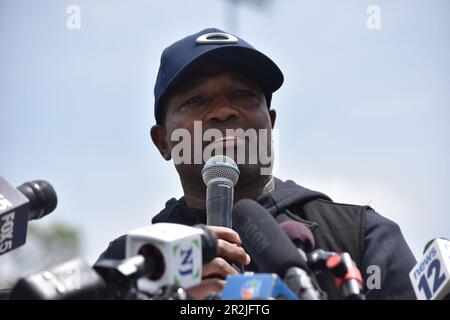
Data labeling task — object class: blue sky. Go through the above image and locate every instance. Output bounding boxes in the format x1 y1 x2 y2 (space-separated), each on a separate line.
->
1 0 449 269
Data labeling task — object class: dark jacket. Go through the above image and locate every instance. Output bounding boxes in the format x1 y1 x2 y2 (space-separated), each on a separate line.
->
97 177 417 299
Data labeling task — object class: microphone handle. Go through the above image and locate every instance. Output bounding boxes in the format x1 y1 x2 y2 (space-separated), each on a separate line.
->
206 180 243 273
206 180 233 227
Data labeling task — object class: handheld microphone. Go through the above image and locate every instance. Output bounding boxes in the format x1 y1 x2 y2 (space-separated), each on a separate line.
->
232 199 322 299
0 176 57 256
125 223 218 293
202 155 243 273
409 238 450 300
202 155 239 228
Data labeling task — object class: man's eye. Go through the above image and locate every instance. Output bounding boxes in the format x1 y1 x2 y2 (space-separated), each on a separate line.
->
182 96 202 106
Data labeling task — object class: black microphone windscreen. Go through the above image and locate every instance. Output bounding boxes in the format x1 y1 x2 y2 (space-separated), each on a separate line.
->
194 224 219 264
279 220 315 253
232 199 310 278
17 180 57 220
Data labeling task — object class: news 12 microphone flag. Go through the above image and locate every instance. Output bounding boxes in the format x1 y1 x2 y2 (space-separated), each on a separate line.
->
409 238 450 300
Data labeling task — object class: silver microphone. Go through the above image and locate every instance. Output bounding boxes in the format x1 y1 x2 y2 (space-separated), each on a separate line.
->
202 155 240 228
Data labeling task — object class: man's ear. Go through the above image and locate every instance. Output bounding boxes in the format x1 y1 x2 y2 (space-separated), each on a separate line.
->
150 125 171 160
269 109 277 128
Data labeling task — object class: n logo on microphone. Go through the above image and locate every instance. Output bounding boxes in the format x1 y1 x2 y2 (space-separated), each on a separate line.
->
173 239 201 285
179 247 194 275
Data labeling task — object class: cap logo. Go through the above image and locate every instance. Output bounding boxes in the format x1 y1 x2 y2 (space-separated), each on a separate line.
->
196 32 238 45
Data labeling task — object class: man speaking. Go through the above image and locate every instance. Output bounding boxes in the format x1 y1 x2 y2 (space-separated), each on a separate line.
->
97 28 417 299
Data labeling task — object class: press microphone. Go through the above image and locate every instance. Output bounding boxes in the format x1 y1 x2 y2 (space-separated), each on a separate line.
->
279 220 324 300
409 237 450 300
232 199 310 276
279 221 315 252
202 155 239 228
125 223 218 294
232 199 322 299
221 274 298 300
0 176 57 256
279 220 315 261
10 258 106 300
93 254 153 299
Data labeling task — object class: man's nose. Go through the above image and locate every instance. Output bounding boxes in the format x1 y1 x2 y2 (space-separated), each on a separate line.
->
206 96 240 123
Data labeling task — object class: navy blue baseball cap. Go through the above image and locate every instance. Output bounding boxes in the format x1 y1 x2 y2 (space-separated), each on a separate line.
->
153 28 284 124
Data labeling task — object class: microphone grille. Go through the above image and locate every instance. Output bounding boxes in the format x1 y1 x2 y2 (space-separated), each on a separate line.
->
202 155 240 186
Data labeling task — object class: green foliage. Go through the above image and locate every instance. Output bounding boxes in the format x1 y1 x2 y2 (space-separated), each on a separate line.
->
27 222 81 253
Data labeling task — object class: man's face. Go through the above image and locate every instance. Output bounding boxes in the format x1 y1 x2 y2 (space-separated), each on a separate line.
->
152 64 276 180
